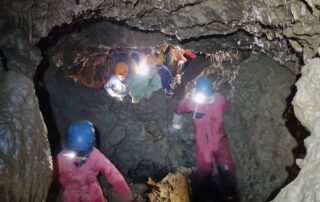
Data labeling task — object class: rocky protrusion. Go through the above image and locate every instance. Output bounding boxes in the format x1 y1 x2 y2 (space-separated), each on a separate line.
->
272 58 320 202
0 71 52 201
0 26 42 78
225 53 297 201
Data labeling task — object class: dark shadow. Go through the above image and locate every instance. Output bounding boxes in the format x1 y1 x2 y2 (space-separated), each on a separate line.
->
94 126 101 149
33 54 62 156
33 51 62 202
0 50 8 71
190 173 239 202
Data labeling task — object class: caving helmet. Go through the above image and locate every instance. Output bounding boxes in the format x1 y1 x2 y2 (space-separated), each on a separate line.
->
115 62 129 78
66 121 95 157
194 76 214 97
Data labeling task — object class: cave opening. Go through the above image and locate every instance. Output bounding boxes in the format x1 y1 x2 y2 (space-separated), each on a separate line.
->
33 17 309 202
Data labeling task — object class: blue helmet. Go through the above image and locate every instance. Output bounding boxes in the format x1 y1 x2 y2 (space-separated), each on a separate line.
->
66 121 95 156
194 76 214 96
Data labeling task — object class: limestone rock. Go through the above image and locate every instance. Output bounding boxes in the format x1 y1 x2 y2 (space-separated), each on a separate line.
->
0 71 52 201
225 53 297 201
147 171 190 202
0 26 42 78
272 58 320 202
1 0 320 62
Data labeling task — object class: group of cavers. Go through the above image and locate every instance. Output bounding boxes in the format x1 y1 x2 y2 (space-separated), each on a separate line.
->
104 43 197 103
55 43 237 202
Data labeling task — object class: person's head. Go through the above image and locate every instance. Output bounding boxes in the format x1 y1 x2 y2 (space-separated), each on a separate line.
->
65 121 96 157
115 62 129 81
192 76 214 104
131 52 141 65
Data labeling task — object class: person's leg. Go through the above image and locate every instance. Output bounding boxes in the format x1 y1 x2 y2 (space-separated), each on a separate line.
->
215 137 236 172
215 137 237 201
195 142 213 182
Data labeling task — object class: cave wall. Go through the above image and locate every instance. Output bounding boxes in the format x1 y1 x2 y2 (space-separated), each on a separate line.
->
0 0 319 201
225 53 296 201
0 26 42 78
0 71 52 201
272 58 320 202
0 25 52 201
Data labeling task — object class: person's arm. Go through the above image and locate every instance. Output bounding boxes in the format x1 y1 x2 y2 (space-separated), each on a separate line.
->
96 150 132 202
182 49 197 59
176 98 193 114
104 80 117 97
172 98 193 129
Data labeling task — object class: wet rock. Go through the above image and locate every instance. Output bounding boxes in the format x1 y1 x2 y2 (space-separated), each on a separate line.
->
0 26 42 78
225 53 297 201
2 0 320 62
0 71 52 201
147 171 191 202
272 58 320 202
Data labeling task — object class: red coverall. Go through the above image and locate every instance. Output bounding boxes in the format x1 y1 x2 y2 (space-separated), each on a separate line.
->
57 148 132 202
176 92 236 181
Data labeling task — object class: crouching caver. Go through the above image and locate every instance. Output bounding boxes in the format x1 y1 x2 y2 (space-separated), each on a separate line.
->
172 76 237 199
57 121 132 202
104 62 130 101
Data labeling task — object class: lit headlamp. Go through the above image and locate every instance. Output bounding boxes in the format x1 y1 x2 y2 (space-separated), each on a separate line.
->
63 150 89 159
193 92 207 104
63 151 76 159
136 61 149 76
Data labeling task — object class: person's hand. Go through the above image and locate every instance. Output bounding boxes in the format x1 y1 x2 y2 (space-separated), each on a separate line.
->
172 123 182 129
172 113 182 130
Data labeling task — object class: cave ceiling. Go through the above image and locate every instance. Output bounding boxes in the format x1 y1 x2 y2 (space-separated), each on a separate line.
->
1 0 320 65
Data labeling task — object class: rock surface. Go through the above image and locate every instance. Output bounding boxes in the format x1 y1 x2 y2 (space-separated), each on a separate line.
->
225 53 297 201
0 26 42 78
0 0 318 201
147 171 191 202
1 0 319 62
0 71 52 201
272 58 320 202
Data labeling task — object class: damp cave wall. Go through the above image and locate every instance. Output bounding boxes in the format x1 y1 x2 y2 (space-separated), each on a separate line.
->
1 0 320 201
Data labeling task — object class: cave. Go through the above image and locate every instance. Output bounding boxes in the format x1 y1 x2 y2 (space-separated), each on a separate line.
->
1 1 320 202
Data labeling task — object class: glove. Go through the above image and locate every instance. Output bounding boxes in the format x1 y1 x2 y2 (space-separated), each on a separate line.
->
172 113 182 129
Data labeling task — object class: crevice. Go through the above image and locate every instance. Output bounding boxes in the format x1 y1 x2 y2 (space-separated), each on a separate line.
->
0 50 8 71
33 54 61 156
33 51 63 202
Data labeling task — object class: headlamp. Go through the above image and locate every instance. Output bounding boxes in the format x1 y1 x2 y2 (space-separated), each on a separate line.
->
193 92 207 104
63 151 76 159
137 62 149 76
